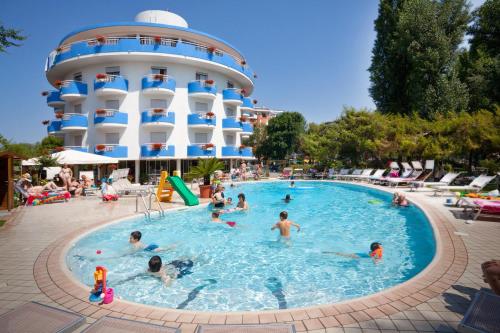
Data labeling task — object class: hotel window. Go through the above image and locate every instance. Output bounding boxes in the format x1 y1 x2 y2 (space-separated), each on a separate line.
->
105 66 120 76
194 133 208 144
150 132 167 143
73 104 82 114
105 100 119 110
195 102 209 114
196 72 208 81
225 134 235 145
73 135 83 146
150 99 167 108
226 107 236 118
151 67 167 75
105 133 120 145
227 81 234 89
73 72 82 81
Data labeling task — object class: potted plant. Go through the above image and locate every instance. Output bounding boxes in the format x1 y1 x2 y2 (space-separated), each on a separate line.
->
207 46 216 53
253 99 258 104
41 91 49 96
152 143 163 150
187 158 224 198
55 113 64 119
239 145 246 150
54 80 63 88
153 73 165 81
54 146 65 152
95 109 106 116
154 36 162 44
240 60 247 65
96 35 106 44
240 88 246 96
42 120 50 125
205 112 215 118
95 144 106 152
204 79 214 86
153 108 164 114
240 116 247 122
253 73 258 79
96 73 108 80
202 143 214 150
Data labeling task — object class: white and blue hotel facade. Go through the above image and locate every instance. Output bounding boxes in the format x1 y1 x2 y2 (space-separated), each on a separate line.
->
44 10 256 180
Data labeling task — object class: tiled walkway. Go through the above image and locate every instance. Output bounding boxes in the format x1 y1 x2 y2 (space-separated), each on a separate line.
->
0 182 499 333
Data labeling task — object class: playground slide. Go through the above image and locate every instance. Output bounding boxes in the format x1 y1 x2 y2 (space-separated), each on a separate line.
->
167 176 199 206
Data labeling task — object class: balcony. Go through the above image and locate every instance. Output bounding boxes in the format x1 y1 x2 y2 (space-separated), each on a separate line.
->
47 36 255 84
222 118 243 132
141 144 175 158
60 80 88 101
94 144 128 158
187 144 216 158
46 91 64 107
141 110 175 129
240 97 254 112
222 88 243 106
60 114 88 132
141 75 176 97
47 120 62 134
94 109 128 129
222 146 253 158
241 123 253 135
94 75 128 97
188 80 217 100
187 113 216 128
64 146 88 153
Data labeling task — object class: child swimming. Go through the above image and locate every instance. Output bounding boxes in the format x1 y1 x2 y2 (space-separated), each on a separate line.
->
323 242 383 262
148 255 194 286
129 231 170 252
211 211 236 227
271 211 300 239
283 194 292 203
290 181 295 188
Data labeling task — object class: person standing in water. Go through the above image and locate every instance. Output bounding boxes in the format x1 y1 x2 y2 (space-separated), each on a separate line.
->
271 211 300 239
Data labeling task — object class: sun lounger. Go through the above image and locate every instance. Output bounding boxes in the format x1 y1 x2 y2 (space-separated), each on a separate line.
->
82 316 179 332
197 324 296 333
368 169 388 183
326 168 336 179
386 161 424 187
339 169 362 181
279 167 292 179
433 174 496 196
458 291 500 333
458 197 500 220
0 301 85 333
113 178 152 195
410 172 461 191
371 162 399 183
333 168 350 180
345 168 373 181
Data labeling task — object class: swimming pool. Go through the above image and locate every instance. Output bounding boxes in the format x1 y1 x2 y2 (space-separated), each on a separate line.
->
66 181 436 311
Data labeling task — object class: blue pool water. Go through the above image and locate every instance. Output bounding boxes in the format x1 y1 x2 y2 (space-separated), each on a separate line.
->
66 181 436 311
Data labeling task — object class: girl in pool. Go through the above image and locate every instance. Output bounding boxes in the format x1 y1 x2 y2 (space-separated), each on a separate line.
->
235 193 249 211
323 242 383 262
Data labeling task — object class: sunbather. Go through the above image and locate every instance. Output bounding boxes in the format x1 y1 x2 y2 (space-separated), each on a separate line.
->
59 164 73 190
482 260 500 295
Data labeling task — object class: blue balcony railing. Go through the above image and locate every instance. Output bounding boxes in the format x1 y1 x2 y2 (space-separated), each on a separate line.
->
141 75 176 94
222 88 243 103
141 110 175 126
60 81 88 99
61 114 88 130
48 36 255 82
141 144 175 158
188 80 217 96
187 114 216 127
241 123 254 134
65 146 88 153
94 110 128 126
94 145 128 158
222 146 253 157
241 97 254 110
46 91 64 106
47 121 62 134
187 145 216 157
93 75 128 94
222 118 243 130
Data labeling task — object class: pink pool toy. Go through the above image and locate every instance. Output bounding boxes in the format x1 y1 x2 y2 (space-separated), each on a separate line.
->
102 288 114 304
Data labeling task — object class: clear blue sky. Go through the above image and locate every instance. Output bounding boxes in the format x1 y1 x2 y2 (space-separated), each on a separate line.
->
0 0 484 143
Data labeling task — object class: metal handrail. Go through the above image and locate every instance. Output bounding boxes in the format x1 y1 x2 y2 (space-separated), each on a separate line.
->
95 109 118 117
144 73 174 81
135 189 164 219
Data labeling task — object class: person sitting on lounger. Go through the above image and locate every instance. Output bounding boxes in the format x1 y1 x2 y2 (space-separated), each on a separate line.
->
68 178 83 197
148 255 194 286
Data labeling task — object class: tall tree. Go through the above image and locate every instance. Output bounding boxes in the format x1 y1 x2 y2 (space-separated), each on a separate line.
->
0 23 26 52
369 0 470 118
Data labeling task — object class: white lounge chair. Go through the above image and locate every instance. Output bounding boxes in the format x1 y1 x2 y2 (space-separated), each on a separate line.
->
339 169 362 181
386 161 424 187
327 168 336 179
333 168 350 180
348 168 373 181
363 169 385 182
410 172 461 191
113 178 152 195
371 162 399 183
433 174 496 196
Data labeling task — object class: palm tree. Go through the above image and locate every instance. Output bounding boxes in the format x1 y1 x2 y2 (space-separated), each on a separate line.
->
187 158 224 185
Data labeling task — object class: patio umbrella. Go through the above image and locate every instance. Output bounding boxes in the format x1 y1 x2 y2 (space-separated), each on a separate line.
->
22 149 119 166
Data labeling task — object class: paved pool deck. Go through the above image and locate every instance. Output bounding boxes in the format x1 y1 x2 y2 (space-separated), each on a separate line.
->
0 180 499 333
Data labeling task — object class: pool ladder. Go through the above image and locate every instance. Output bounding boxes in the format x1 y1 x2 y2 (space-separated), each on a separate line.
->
136 189 165 220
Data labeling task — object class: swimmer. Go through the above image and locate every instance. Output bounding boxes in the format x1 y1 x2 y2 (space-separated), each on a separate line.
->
235 193 249 211
129 231 172 252
226 197 233 205
323 242 383 262
211 211 222 223
271 211 300 239
148 255 194 286
393 192 409 207
290 181 295 188
283 194 292 203
230 183 235 188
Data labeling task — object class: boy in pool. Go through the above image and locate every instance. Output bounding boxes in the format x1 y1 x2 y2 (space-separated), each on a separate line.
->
235 193 249 211
211 211 222 223
323 242 383 262
271 211 300 239
129 231 173 252
283 194 292 203
290 181 295 188
148 255 194 286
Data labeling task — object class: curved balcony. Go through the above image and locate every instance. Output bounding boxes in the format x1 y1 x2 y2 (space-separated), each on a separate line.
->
61 114 88 132
222 88 243 106
60 80 87 101
94 144 128 158
187 114 216 128
141 144 175 158
240 97 255 112
64 146 88 153
46 91 65 107
141 75 176 97
187 144 216 158
188 80 217 100
241 123 254 136
141 110 175 129
47 121 62 134
94 109 128 129
47 36 255 84
94 75 128 97
222 146 253 158
222 118 243 132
